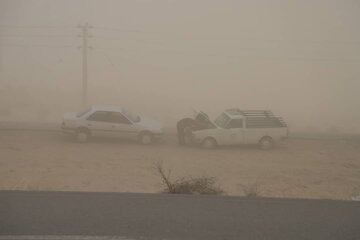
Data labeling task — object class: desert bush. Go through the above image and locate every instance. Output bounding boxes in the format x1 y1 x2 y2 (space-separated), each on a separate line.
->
240 182 261 197
154 161 224 195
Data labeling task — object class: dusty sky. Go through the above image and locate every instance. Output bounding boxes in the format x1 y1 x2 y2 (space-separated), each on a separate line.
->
0 0 360 132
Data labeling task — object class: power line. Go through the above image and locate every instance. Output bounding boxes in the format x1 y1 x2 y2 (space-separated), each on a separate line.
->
94 35 163 44
94 26 146 33
94 49 116 68
0 34 77 38
93 26 360 45
0 23 91 108
1 24 359 46
94 48 156 68
93 47 360 63
1 37 358 63
0 25 76 29
92 46 124 50
0 43 78 48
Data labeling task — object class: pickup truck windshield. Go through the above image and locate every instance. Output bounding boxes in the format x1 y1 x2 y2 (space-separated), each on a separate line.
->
214 113 230 128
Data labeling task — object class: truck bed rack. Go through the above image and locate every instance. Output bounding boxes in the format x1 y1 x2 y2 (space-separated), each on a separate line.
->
225 108 287 128
226 109 274 117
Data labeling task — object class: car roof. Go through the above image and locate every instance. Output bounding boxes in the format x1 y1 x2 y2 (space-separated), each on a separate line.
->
90 105 125 113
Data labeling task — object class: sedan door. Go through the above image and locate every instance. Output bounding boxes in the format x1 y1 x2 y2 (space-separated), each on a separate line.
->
86 111 115 138
107 111 139 140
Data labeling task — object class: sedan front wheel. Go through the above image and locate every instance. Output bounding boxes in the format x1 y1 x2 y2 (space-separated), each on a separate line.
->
259 137 274 150
139 132 153 145
76 130 89 143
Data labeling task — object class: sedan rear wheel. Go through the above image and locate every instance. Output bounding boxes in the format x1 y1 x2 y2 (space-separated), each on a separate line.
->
76 131 89 143
139 132 153 145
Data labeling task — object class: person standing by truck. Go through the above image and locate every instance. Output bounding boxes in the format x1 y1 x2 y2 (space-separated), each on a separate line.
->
176 117 196 145
176 111 213 145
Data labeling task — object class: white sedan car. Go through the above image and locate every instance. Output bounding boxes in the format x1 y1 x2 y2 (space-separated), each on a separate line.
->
61 105 163 144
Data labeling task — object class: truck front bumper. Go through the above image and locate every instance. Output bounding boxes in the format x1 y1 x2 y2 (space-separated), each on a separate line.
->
61 126 76 135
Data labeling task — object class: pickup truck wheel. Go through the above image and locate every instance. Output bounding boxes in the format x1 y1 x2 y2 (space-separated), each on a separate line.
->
202 137 217 149
76 129 89 143
139 132 153 145
259 137 273 150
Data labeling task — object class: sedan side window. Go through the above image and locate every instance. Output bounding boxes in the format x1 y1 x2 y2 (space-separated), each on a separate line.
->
87 111 109 122
227 119 243 129
108 112 132 124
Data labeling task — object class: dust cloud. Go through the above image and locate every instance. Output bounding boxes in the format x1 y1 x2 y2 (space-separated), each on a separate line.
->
1 0 360 133
1 0 360 201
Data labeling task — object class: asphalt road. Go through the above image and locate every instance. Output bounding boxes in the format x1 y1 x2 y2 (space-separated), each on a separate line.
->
0 191 360 240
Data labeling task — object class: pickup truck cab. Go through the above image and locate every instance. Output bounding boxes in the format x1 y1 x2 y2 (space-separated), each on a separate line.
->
191 109 288 149
61 105 163 144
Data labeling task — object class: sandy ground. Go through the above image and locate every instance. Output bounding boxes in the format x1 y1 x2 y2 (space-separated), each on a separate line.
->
0 130 359 200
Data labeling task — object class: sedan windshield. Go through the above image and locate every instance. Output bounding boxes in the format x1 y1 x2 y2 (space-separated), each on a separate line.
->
76 107 92 118
123 110 141 123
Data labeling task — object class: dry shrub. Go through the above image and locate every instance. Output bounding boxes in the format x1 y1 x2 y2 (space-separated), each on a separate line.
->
240 182 261 197
154 161 224 195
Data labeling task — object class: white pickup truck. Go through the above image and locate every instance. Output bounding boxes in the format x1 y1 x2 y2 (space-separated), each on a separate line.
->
61 105 163 144
190 109 288 149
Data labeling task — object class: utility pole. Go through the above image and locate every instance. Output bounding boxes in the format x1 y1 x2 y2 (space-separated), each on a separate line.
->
78 23 91 108
0 36 2 81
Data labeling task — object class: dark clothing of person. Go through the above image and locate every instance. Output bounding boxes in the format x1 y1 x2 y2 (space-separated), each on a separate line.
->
177 113 215 145
176 118 196 145
194 113 212 129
